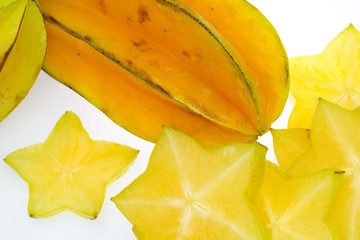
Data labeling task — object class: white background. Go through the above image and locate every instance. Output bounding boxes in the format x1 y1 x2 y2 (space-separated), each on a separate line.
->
0 0 359 239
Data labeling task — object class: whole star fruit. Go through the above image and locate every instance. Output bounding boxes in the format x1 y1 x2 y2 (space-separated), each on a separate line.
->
289 24 360 128
256 161 343 240
288 99 360 239
271 128 310 170
38 0 288 147
4 111 138 219
112 126 269 240
0 0 46 122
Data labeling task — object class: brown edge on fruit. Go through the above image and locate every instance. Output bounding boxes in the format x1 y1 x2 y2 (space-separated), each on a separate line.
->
43 15 172 99
0 1 28 72
42 14 258 136
158 0 261 130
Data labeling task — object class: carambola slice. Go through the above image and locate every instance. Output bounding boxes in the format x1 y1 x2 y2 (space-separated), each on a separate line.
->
112 126 268 239
5 111 138 219
289 24 360 128
288 99 360 239
256 162 343 239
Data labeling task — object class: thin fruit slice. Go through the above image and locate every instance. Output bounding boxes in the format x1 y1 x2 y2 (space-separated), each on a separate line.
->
354 105 360 114
288 99 360 239
179 0 289 132
272 106 360 170
256 162 343 239
271 128 310 169
4 111 138 219
38 0 289 146
0 0 46 122
112 126 268 239
289 24 360 128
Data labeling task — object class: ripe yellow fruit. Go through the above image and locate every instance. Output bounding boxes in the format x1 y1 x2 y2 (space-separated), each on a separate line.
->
289 24 360 128
5 112 138 219
112 126 268 239
38 0 288 146
0 0 46 122
288 99 360 239
271 128 310 169
256 162 343 239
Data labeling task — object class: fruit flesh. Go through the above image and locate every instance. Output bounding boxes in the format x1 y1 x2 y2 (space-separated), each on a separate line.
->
0 0 46 122
256 162 343 240
271 128 310 169
179 0 289 131
289 24 360 129
5 111 138 219
112 126 268 239
288 99 360 239
43 20 256 147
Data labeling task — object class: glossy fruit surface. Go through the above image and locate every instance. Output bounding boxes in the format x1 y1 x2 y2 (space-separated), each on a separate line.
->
0 0 46 122
39 0 288 146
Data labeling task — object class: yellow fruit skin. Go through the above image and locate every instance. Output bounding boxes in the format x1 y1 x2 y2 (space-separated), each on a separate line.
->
0 0 46 122
0 0 26 60
112 126 269 239
38 0 288 146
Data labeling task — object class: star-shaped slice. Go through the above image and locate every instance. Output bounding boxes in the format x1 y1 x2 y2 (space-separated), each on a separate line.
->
5 111 138 219
288 99 360 239
112 126 268 240
289 24 360 128
271 128 310 170
272 105 360 171
256 162 343 239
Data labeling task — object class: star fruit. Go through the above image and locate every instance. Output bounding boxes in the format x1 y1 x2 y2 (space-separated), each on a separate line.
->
112 126 268 239
289 24 360 128
0 0 46 122
283 99 360 239
256 162 343 239
271 128 310 169
5 111 138 219
272 105 360 170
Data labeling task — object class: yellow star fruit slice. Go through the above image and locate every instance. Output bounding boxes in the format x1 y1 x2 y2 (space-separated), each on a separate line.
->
272 107 360 170
288 99 360 239
112 126 268 240
256 162 343 240
289 24 360 128
271 128 310 170
0 0 46 122
4 111 138 219
354 106 360 114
